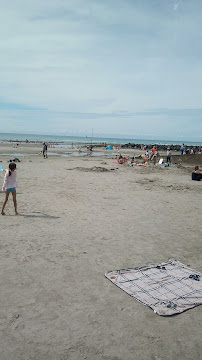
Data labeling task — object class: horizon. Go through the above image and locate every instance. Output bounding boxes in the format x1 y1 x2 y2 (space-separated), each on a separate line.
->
0 130 202 144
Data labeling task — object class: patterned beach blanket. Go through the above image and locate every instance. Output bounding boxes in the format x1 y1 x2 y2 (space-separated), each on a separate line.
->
105 259 202 316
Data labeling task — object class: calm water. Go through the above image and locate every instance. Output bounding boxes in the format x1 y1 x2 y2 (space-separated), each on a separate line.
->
0 152 119 158
0 132 201 146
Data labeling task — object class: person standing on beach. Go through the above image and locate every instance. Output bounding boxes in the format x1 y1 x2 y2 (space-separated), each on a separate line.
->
167 147 171 163
1 162 18 215
45 142 48 158
180 144 184 155
42 142 46 158
42 142 48 158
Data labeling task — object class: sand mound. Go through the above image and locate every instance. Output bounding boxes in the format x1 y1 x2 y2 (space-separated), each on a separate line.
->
172 154 202 165
68 166 109 172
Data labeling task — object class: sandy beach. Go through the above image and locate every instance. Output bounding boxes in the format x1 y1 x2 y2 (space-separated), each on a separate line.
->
0 143 202 360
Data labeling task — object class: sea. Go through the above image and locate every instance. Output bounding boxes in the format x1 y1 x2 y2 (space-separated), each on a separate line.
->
0 132 201 146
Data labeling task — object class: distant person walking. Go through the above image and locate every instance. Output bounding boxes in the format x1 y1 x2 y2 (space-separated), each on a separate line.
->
45 143 48 158
1 162 18 215
42 142 48 158
42 142 46 158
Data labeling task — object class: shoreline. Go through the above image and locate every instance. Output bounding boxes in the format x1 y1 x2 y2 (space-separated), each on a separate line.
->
0 140 202 151
1 132 202 147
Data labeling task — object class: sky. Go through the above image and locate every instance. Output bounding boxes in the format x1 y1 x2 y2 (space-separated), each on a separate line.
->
0 0 202 140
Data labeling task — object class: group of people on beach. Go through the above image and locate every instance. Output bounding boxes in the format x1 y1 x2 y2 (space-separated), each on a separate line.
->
143 147 172 164
141 147 161 163
38 142 48 158
2 158 202 215
180 144 202 155
1 140 202 215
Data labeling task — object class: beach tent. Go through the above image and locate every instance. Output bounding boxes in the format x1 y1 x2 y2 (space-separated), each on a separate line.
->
106 145 113 150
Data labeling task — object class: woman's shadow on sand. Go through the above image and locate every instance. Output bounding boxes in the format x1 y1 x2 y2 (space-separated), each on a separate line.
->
19 211 60 219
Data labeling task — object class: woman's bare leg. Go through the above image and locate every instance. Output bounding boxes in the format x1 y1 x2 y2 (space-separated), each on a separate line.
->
12 189 18 215
1 191 10 214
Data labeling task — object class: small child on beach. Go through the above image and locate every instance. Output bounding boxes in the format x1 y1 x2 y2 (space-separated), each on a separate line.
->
1 162 18 215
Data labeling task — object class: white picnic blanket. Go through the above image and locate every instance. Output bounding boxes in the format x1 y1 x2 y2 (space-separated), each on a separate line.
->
105 259 202 316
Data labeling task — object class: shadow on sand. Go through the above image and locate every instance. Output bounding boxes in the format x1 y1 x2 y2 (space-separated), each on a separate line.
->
18 211 60 219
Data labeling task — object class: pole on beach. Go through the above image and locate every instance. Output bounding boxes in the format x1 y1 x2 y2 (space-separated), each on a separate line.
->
91 128 93 145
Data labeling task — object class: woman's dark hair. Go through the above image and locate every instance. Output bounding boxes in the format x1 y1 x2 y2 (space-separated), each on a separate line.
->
9 162 16 176
195 165 199 171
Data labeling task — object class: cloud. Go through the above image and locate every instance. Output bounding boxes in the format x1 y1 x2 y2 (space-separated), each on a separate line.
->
173 2 180 11
0 0 202 139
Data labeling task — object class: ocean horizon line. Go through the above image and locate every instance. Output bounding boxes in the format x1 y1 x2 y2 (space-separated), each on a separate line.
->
0 132 202 146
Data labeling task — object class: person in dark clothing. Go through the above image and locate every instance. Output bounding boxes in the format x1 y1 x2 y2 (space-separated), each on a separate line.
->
192 166 202 181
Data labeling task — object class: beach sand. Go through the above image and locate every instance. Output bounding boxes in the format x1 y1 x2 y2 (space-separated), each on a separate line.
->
0 143 202 360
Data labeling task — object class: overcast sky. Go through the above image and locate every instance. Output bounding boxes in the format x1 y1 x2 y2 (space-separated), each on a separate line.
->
0 0 201 140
